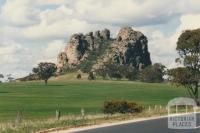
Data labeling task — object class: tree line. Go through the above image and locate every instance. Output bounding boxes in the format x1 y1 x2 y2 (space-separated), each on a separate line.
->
94 62 166 83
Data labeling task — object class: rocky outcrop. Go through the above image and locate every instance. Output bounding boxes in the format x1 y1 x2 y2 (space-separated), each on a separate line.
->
115 26 151 68
57 26 151 72
93 26 151 70
57 52 68 70
57 29 111 72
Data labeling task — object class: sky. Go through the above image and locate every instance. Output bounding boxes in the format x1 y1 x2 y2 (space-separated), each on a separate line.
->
1 0 200 78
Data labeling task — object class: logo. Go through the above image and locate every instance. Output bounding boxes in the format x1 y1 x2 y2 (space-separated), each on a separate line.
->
167 97 197 129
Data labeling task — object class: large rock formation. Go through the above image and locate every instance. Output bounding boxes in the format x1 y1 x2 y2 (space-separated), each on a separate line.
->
57 26 151 72
57 29 111 72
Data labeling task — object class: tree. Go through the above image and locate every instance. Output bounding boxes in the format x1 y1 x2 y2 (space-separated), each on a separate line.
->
95 67 108 79
168 29 200 104
106 64 124 80
32 62 57 85
95 62 124 80
7 77 15 82
124 66 138 81
88 71 96 80
168 67 197 96
6 74 15 82
95 62 140 80
140 63 166 83
0 74 3 83
0 74 4 78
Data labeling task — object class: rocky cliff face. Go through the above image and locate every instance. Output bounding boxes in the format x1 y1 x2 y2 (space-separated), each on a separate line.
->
57 29 111 72
57 26 151 73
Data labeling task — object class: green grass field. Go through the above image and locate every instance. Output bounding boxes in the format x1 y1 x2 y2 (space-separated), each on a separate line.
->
0 80 191 122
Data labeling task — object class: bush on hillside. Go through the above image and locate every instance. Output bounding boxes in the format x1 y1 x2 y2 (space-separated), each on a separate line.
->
95 63 124 80
103 100 143 114
79 60 94 73
95 67 108 79
95 63 140 80
88 72 96 80
76 74 82 79
140 63 166 83
124 66 138 81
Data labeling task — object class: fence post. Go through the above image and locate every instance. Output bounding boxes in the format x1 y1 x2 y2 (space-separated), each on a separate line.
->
155 105 157 112
15 110 22 125
186 105 188 113
56 110 61 121
148 106 151 113
81 108 85 119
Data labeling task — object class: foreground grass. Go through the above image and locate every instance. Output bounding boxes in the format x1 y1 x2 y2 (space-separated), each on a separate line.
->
2 107 199 133
0 108 169 133
0 80 191 122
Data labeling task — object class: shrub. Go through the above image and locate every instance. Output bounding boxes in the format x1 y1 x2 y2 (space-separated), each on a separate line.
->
107 64 124 80
103 100 143 114
124 66 138 81
95 63 139 80
88 72 96 80
76 74 82 79
79 60 93 73
95 67 108 79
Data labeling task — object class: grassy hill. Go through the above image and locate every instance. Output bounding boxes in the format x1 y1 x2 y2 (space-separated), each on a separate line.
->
0 80 192 122
50 72 89 81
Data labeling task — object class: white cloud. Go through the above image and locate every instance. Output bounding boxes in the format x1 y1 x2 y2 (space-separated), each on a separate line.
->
39 5 73 25
2 4 119 41
0 39 66 78
1 0 39 26
36 0 73 5
0 40 29 78
71 0 200 26
41 40 66 62
2 0 200 41
138 14 200 68
172 14 200 39
73 0 173 26
0 42 21 55
22 18 90 40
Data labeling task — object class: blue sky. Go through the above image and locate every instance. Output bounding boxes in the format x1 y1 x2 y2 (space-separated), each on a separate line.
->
1 0 200 78
0 0 5 5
